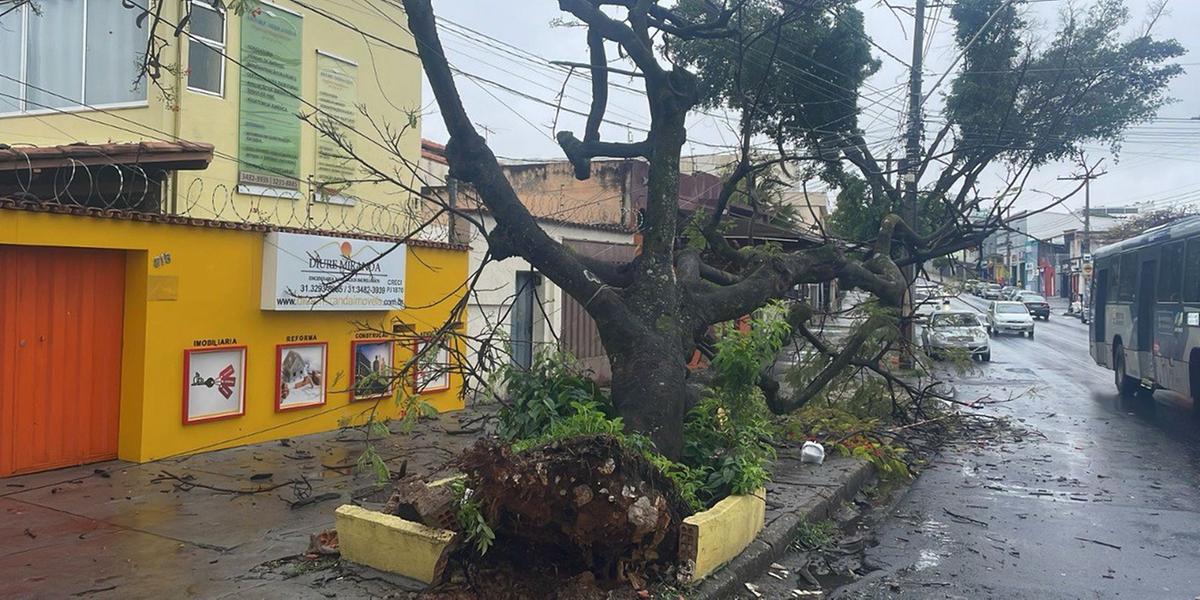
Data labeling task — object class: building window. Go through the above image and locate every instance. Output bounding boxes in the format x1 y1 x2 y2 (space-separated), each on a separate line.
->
0 0 146 115
187 1 226 96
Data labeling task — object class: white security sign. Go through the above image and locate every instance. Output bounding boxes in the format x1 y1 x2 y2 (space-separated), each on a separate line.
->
262 231 406 311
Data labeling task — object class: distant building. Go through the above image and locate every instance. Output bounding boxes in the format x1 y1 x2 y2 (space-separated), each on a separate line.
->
679 152 830 231
981 211 1118 297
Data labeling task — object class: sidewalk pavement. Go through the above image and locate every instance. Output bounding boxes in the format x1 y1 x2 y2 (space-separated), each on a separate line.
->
2 406 876 600
1 410 484 599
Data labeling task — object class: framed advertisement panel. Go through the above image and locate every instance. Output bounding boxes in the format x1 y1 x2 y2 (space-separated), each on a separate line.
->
412 338 451 394
275 342 328 412
351 339 394 401
183 346 247 424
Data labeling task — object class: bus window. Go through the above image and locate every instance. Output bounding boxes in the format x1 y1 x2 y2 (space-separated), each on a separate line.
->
1118 253 1137 301
1158 242 1184 302
1186 239 1200 302
1102 257 1117 299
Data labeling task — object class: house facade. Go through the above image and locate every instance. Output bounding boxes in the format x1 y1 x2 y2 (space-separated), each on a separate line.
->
1 0 422 233
419 142 638 386
0 3 470 477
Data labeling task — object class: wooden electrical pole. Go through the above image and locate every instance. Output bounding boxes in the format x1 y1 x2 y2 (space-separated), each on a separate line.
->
1058 158 1106 309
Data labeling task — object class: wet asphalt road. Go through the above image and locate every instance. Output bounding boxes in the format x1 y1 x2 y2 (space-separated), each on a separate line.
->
833 296 1200 600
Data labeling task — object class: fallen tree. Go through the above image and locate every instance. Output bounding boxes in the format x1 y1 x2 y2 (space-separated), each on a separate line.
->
398 0 1180 459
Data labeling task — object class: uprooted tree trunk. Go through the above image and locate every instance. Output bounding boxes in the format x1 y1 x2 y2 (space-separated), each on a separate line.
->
457 435 693 576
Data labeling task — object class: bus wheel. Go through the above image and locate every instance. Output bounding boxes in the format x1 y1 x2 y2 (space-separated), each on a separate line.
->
1114 343 1140 398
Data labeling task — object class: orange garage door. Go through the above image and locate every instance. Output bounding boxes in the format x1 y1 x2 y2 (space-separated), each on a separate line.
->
0 245 126 477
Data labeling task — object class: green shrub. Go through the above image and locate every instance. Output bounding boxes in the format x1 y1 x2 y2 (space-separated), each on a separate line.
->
494 351 609 442
510 399 705 512
510 401 624 452
682 302 791 504
493 304 793 512
683 394 775 504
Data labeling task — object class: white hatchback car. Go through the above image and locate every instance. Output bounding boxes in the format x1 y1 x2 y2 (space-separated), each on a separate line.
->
986 301 1035 338
922 309 991 361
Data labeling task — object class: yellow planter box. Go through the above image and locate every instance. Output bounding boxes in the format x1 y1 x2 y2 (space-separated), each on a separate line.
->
677 488 767 584
335 504 459 584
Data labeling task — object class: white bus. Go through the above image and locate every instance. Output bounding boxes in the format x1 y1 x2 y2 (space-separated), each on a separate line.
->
1090 215 1200 410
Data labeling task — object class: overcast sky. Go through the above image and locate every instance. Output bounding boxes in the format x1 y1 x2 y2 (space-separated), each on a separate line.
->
414 0 1200 215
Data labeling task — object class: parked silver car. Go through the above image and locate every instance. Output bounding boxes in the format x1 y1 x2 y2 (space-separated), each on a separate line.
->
986 301 1035 338
922 310 991 361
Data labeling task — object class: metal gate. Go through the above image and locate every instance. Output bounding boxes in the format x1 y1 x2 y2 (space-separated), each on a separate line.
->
560 239 636 385
1 245 126 477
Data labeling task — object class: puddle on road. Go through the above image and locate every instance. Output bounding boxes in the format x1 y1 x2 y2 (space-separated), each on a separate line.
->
913 548 941 572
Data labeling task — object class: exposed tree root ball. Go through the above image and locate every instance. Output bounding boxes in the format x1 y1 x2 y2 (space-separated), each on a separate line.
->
456 435 692 577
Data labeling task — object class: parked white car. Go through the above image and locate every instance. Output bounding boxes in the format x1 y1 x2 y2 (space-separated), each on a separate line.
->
986 301 1035 338
922 310 991 361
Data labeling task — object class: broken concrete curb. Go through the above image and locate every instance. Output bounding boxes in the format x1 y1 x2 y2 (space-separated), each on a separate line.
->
688 458 875 600
335 504 459 584
678 487 767 584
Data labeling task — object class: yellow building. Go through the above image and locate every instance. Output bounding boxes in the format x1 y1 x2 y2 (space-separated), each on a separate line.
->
0 0 422 232
0 2 466 477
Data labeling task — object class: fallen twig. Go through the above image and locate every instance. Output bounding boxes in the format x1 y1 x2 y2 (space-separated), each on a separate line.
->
285 491 341 509
1074 536 1121 550
153 470 301 495
942 508 988 528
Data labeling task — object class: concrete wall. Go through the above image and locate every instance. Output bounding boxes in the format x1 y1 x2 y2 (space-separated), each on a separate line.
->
499 160 632 226
0 208 467 462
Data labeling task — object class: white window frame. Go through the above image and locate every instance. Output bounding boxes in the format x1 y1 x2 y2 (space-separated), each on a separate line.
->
0 0 149 118
186 0 227 98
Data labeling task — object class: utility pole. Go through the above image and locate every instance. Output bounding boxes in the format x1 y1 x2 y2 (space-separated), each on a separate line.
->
899 0 925 368
1006 225 1013 285
1058 158 1106 312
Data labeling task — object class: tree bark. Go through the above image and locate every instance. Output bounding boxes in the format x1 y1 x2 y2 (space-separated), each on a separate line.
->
606 331 690 459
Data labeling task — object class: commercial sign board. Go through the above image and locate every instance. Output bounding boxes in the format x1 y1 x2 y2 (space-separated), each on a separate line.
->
238 5 303 192
262 231 406 311
314 51 359 203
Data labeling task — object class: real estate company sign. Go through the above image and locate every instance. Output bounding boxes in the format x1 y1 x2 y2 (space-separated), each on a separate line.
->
262 231 406 311
238 6 304 191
